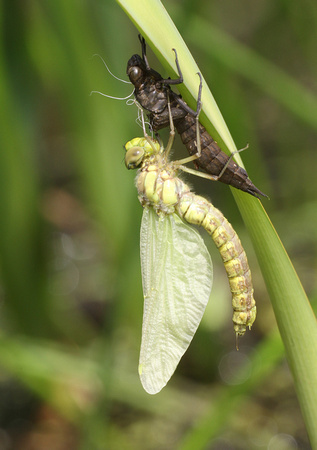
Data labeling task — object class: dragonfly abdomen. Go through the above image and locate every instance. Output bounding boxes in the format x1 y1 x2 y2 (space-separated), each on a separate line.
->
177 192 256 336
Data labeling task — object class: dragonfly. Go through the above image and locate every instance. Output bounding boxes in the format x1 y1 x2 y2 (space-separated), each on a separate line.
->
124 108 256 395
127 35 266 199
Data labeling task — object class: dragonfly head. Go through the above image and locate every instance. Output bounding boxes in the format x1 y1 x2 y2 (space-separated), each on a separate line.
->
124 137 160 169
125 146 144 170
127 54 147 87
127 54 163 88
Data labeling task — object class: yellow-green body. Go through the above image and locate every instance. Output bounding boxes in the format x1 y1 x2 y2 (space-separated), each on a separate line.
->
126 137 256 336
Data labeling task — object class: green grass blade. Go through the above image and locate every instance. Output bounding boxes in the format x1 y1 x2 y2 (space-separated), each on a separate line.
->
117 1 317 446
234 190 317 447
0 28 54 335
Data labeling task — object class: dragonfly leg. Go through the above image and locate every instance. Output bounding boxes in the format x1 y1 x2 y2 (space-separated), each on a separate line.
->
139 37 184 87
133 100 157 141
163 94 176 159
173 72 203 163
177 144 250 182
138 34 152 71
172 73 204 166
176 164 224 181
160 48 183 85
193 72 203 160
138 106 150 138
175 69 251 182
215 144 250 180
173 137 251 184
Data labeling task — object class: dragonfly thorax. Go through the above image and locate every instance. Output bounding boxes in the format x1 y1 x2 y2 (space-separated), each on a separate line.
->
136 162 190 214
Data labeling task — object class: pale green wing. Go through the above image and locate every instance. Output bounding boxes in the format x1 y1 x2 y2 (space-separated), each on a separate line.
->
139 207 213 394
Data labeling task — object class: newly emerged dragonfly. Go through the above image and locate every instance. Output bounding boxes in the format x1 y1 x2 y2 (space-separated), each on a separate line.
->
127 35 266 198
124 113 256 394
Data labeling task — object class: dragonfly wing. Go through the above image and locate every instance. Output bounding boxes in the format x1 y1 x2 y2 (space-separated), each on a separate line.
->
139 207 213 394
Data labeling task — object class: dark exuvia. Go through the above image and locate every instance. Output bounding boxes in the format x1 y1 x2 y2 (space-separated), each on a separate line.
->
127 37 266 199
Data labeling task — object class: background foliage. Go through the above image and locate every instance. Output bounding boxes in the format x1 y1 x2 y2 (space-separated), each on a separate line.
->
0 1 316 448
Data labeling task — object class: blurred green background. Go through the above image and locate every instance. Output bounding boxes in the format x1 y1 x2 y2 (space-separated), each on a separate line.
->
0 1 316 448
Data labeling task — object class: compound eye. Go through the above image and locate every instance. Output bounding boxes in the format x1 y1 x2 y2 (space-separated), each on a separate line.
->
128 66 142 84
125 147 144 169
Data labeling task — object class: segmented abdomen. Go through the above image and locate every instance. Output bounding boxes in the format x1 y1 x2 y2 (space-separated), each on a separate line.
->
175 114 266 199
177 192 256 336
137 161 256 336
